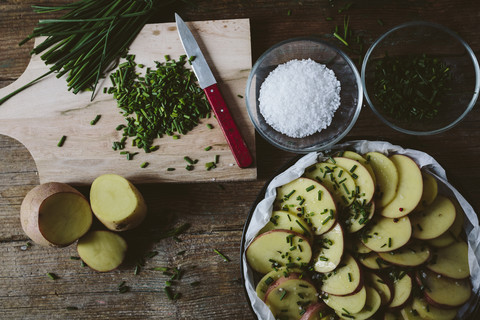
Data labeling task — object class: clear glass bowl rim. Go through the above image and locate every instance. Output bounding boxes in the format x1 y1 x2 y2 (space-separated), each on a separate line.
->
361 20 480 135
245 36 363 153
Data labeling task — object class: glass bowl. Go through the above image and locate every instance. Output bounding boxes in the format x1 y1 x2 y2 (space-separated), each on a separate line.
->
245 37 363 153
362 21 480 135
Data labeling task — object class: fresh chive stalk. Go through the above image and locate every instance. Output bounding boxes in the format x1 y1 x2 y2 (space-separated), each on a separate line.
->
0 0 182 105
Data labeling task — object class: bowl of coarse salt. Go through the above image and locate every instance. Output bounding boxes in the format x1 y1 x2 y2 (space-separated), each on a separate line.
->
245 37 363 153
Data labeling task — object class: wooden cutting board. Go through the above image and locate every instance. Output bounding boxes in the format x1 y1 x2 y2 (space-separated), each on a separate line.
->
0 18 256 185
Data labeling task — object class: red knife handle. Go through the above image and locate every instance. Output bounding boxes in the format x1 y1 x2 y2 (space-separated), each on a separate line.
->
204 84 253 168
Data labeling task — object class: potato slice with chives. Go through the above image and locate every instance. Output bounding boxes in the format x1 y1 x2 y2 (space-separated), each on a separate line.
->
246 229 312 274
276 178 337 235
410 195 456 240
332 157 375 204
323 285 367 314
334 286 381 320
259 210 313 241
361 216 412 252
341 150 377 186
305 162 357 207
255 266 303 301
313 222 344 273
378 242 431 267
321 253 362 296
426 241 469 279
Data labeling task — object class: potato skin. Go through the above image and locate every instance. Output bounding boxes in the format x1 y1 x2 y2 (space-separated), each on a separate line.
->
20 182 89 247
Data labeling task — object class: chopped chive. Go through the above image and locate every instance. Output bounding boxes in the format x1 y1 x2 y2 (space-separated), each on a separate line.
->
214 154 219 164
140 162 149 168
348 273 352 282
90 114 101 125
306 185 315 192
46 272 58 280
206 124 214 129
204 146 212 151
279 290 287 300
214 248 230 262
66 306 78 310
167 167 175 171
349 165 357 173
57 135 66 147
388 237 392 248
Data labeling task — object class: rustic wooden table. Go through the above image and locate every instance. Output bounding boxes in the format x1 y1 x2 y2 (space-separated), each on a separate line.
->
1 1 479 319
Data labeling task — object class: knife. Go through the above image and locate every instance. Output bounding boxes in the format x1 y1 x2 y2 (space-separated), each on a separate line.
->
175 13 253 168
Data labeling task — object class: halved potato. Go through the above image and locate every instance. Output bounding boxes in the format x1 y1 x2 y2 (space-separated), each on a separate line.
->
365 151 399 208
361 216 412 252
276 178 337 235
321 253 363 296
416 269 472 308
264 274 318 319
305 162 357 207
378 242 431 267
381 155 423 218
426 241 469 279
411 297 458 320
77 230 127 272
411 195 456 240
334 286 381 320
388 273 413 309
332 157 375 204
260 210 313 241
20 182 92 247
90 174 147 231
255 266 303 301
323 285 367 314
246 229 312 274
313 222 344 273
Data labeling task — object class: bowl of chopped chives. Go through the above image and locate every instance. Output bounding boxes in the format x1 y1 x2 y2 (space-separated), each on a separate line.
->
362 21 480 135
245 37 363 153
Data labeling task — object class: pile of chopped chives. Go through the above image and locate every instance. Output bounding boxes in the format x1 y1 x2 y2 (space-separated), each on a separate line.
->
107 54 211 154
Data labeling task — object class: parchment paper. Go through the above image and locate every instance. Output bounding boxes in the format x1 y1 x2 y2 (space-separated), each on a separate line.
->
242 140 480 319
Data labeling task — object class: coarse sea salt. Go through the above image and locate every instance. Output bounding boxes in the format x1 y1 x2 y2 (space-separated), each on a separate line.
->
258 58 341 138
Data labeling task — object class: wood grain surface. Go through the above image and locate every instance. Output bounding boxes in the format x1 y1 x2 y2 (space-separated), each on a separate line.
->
1 0 480 319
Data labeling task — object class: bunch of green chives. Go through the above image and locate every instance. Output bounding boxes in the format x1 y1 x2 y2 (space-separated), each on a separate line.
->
0 0 181 105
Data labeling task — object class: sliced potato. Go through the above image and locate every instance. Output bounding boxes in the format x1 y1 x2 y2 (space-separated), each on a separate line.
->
90 174 147 231
321 253 362 296
400 304 425 320
414 172 438 212
324 285 367 314
426 241 469 279
260 210 313 241
334 286 381 320
365 151 399 208
305 162 357 207
416 269 472 308
246 229 312 274
388 273 413 309
346 239 372 254
361 216 412 252
381 155 423 218
340 151 377 186
358 252 391 270
276 178 337 235
427 200 465 247
411 297 457 320
384 312 402 320
342 200 375 233
264 274 318 319
411 195 456 240
378 242 431 267
255 266 303 301
367 272 393 306
332 157 375 204
313 222 344 273
299 302 330 320
20 182 92 247
77 230 127 272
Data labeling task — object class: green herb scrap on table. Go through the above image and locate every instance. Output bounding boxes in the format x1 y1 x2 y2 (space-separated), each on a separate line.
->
0 0 186 105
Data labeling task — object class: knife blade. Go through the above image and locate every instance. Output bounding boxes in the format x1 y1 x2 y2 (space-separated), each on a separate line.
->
175 13 253 168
